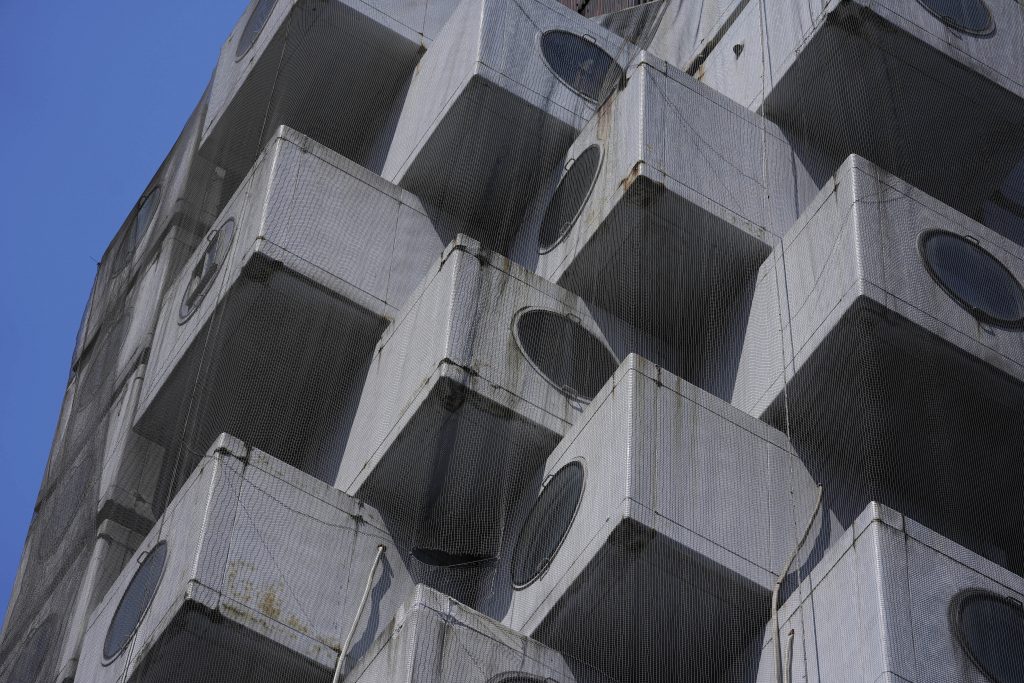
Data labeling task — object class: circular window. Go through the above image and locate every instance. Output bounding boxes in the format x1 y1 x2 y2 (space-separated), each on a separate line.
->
7 616 54 683
511 461 585 589
487 674 549 683
131 185 162 248
514 309 618 401
103 541 168 662
954 591 1024 682
113 185 163 274
539 30 623 102
236 0 278 59
919 230 1024 328
179 218 237 324
539 145 602 252
916 0 993 34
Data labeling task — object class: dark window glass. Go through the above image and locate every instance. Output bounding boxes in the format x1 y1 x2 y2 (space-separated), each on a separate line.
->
488 675 548 683
540 30 622 102
179 218 237 323
9 616 54 683
917 0 993 34
920 230 1024 327
539 145 602 252
955 592 1024 682
113 185 163 274
515 309 618 401
511 462 585 588
131 185 162 247
236 0 278 59
103 542 168 662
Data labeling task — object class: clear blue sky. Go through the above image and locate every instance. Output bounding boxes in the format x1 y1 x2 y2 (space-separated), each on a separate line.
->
0 0 247 621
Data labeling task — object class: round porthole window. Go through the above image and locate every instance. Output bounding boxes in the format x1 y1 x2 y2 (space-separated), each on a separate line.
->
236 0 278 59
916 0 993 34
539 145 602 252
511 461 585 589
487 674 550 683
954 591 1024 682
103 541 168 662
113 185 163 274
919 230 1024 328
514 309 618 402
131 185 162 248
8 616 54 683
178 218 237 324
539 30 622 102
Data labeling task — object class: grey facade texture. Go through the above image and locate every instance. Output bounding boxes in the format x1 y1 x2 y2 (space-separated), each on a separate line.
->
4 0 1024 680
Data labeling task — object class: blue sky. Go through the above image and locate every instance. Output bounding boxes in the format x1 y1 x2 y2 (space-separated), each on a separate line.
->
0 0 246 621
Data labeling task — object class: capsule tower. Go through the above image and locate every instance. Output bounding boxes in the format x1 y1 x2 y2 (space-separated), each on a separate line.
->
4 0 1024 680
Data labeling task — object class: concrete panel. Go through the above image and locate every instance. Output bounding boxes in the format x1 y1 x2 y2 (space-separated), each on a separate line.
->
73 98 208 370
347 584 614 682
336 236 678 606
54 520 147 683
519 54 828 387
135 126 450 510
497 354 821 682
697 0 1024 220
0 547 93 683
741 502 1024 682
645 0 747 72
731 154 1024 572
199 0 457 212
75 434 416 683
382 0 640 253
97 362 166 533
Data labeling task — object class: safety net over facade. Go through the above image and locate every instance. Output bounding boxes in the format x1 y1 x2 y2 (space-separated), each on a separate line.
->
3 0 1024 680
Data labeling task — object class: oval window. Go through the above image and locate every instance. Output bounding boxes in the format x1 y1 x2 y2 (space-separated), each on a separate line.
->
954 591 1024 682
919 230 1024 327
178 218 237 324
511 461 585 589
103 541 168 662
113 185 163 274
131 185 163 248
514 309 618 401
236 0 278 59
8 616 54 683
539 145 602 252
539 30 622 102
487 674 549 683
916 0 993 34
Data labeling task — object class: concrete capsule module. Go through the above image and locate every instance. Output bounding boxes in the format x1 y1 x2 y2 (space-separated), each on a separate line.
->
5 0 1024 680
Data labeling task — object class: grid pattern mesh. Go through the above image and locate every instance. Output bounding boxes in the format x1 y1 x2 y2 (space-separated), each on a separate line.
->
4 0 1024 681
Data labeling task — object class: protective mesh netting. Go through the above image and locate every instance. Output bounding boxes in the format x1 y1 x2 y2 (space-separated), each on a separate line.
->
4 0 1024 681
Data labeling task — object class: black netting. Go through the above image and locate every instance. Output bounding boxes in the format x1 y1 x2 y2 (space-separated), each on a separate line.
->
6 0 1024 681
539 30 623 102
955 591 1024 683
510 461 584 588
102 541 167 661
919 229 1024 326
538 144 601 251
916 0 993 34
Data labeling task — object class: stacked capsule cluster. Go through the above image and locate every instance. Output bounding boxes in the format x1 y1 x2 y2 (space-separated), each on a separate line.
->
4 0 1024 681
